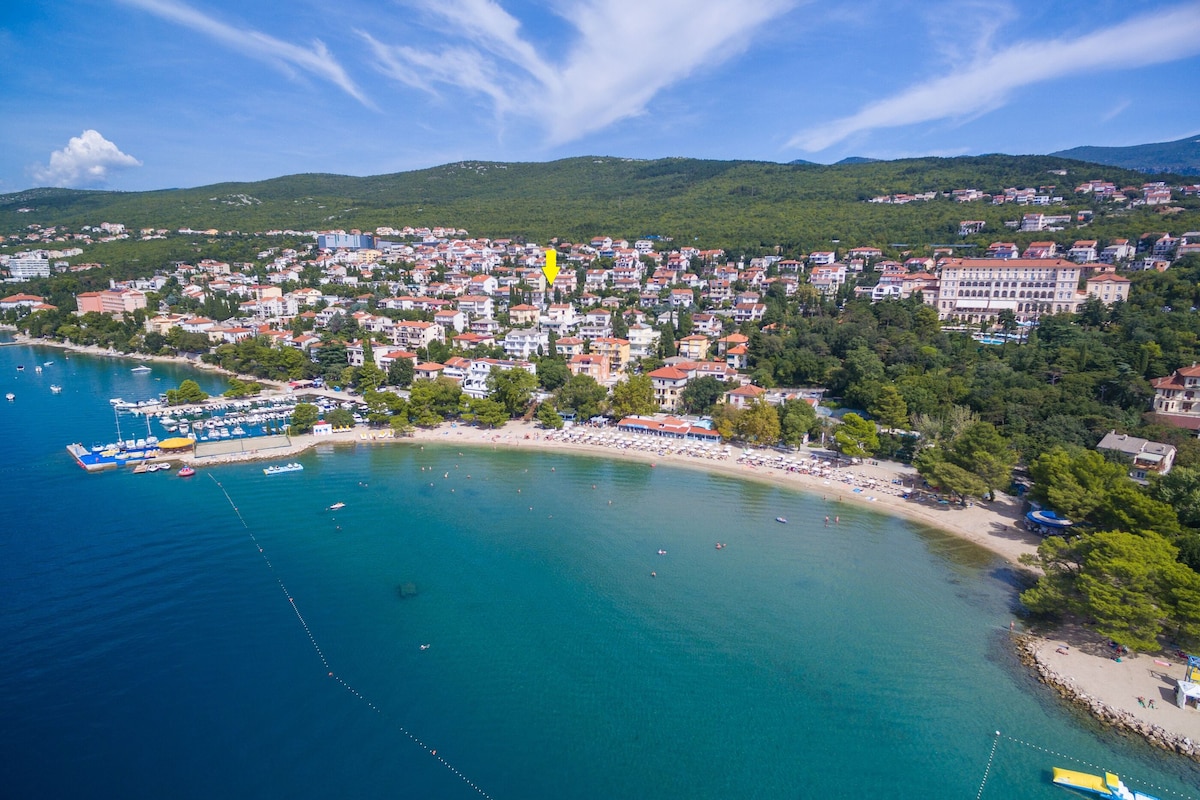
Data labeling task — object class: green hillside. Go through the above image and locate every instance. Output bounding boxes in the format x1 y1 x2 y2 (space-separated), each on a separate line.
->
1051 135 1200 176
1 155 1193 252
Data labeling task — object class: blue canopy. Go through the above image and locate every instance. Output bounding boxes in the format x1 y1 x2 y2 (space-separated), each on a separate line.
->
1026 509 1074 529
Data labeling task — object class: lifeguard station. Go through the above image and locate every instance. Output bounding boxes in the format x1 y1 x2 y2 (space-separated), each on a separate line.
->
1176 655 1200 709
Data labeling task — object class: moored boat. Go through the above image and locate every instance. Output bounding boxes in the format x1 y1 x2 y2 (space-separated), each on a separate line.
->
327 501 345 511
131 365 152 374
178 465 196 477
50 385 62 393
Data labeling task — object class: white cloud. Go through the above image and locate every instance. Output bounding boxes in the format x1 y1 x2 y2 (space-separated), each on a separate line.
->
363 0 796 144
1100 99 1131 124
31 130 143 187
790 2 1200 152
118 0 371 106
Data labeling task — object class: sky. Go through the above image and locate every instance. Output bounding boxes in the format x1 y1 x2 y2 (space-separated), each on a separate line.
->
2 0 1199 192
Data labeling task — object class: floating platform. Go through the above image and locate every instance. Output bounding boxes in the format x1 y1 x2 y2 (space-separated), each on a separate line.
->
1052 767 1160 800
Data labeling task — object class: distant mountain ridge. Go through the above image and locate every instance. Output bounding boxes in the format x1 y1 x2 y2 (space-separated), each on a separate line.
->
1050 135 1200 176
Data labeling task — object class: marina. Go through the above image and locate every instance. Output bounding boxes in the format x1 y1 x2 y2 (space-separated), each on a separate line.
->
64 388 364 472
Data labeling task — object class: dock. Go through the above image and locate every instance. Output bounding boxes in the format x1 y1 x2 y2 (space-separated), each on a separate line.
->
67 443 163 472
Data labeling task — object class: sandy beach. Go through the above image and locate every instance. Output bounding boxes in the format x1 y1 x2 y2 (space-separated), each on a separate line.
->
21 333 1200 756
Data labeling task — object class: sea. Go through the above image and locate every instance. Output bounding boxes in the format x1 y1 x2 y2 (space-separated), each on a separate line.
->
2 336 1199 800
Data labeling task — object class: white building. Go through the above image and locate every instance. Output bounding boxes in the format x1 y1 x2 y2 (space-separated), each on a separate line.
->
6 256 51 279
502 328 549 360
932 258 1083 324
1096 431 1176 484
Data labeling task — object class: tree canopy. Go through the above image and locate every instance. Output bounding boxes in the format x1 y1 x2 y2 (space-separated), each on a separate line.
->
609 374 657 419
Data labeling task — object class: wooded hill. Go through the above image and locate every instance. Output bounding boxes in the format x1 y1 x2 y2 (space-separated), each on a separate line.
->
4 155 1197 253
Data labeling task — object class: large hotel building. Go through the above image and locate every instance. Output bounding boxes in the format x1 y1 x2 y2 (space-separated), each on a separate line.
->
929 258 1084 324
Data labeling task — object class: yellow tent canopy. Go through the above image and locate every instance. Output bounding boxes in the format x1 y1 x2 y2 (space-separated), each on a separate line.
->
158 437 196 450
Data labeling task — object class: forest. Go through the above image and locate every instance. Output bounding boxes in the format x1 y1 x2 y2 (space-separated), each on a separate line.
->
4 154 1197 253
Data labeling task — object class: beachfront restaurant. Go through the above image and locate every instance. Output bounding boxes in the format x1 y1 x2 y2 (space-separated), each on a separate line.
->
616 415 721 442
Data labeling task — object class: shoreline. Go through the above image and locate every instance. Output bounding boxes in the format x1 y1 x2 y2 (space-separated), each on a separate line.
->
11 333 287 387
1016 631 1200 762
175 415 1043 567
18 334 1200 757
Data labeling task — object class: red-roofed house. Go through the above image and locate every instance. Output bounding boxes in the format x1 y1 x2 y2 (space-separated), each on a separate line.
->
0 293 45 311
509 304 539 326
569 353 609 383
553 336 585 358
390 320 444 349
648 366 688 411
414 362 445 381
1151 364 1200 429
723 383 766 409
725 344 749 371
452 332 495 350
1085 273 1130 305
435 308 468 333
677 334 710 361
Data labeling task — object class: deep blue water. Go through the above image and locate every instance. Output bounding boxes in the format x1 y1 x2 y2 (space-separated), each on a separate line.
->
2 340 1198 799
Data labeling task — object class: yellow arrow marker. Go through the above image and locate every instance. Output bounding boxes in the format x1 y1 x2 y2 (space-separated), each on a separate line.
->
542 248 559 287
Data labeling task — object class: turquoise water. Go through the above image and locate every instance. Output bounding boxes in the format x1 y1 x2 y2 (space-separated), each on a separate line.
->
2 340 1198 799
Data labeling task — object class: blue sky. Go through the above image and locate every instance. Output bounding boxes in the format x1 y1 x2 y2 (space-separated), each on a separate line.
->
2 0 1199 192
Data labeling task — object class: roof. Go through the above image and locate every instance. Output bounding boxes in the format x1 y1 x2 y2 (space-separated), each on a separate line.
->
943 257 1078 269
1096 430 1174 458
648 367 689 380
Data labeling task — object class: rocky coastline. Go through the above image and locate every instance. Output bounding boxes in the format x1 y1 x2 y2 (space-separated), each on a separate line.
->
1015 633 1200 762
